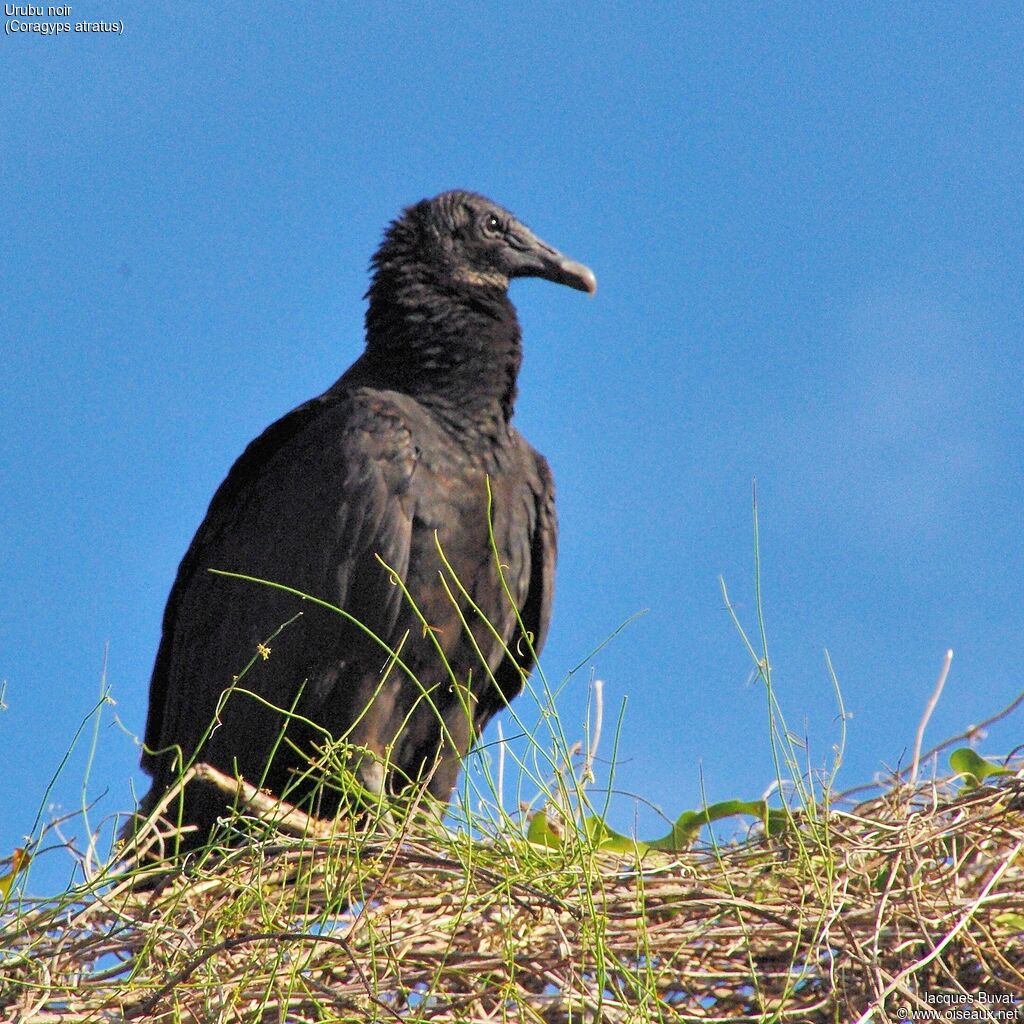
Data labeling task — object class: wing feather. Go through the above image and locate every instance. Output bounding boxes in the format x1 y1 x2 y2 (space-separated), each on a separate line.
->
141 390 418 803
478 446 557 728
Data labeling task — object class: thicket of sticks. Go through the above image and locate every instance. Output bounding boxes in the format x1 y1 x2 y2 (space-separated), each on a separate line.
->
2 760 1022 1023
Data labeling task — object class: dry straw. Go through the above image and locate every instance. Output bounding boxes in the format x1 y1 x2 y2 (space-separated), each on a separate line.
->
2 758 1022 1023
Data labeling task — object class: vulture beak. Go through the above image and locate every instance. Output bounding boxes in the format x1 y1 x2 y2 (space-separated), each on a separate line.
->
508 227 597 295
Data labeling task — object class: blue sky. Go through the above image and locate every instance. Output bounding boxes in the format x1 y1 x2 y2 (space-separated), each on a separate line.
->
3 3 1022 891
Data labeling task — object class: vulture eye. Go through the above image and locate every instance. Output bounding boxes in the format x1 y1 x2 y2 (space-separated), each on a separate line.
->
482 213 503 236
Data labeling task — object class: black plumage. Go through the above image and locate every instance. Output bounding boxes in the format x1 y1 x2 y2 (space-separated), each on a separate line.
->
138 191 595 844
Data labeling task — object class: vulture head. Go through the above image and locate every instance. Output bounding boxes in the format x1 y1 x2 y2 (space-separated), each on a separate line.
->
369 190 597 302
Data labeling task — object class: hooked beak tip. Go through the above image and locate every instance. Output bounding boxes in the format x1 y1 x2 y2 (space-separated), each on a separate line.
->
554 257 597 296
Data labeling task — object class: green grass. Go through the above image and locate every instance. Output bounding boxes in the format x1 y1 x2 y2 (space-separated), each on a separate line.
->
2 502 1023 1021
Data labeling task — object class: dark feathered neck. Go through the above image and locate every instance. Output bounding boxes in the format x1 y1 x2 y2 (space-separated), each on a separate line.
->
358 222 523 438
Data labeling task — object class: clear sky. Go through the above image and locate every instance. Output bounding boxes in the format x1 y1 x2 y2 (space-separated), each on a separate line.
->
3 3 1022 892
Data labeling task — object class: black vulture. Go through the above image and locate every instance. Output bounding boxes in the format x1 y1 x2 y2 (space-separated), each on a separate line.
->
138 190 595 846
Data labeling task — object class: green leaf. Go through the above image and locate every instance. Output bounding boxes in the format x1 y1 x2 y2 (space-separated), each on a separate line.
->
586 800 789 855
948 748 1014 788
530 798 789 854
993 912 1024 934
585 816 649 853
645 800 787 852
0 847 29 901
526 809 562 849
